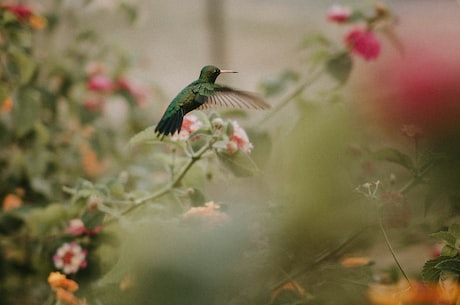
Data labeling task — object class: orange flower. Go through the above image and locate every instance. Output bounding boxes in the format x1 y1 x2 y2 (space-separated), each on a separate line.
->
28 14 47 30
80 141 106 177
368 280 460 305
341 256 372 268
2 193 22 211
271 280 306 301
1 96 13 113
119 273 136 291
48 272 79 292
55 288 81 305
48 272 86 305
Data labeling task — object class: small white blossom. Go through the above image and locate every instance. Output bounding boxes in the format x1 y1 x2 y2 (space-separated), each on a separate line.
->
53 242 87 274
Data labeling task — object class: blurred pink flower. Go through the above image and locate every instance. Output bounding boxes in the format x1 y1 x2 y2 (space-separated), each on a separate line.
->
87 75 114 93
227 121 253 154
53 242 87 274
357 37 460 135
66 218 102 236
327 4 352 23
4 3 33 20
345 28 381 60
115 77 149 105
183 201 230 225
171 114 203 141
66 219 86 236
83 97 104 112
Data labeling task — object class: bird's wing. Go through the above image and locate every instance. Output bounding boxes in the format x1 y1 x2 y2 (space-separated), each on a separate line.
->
196 85 270 110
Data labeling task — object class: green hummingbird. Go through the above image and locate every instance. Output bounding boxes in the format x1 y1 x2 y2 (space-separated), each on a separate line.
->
155 65 270 139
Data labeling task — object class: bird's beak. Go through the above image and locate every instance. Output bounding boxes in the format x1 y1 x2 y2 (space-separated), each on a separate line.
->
219 69 238 74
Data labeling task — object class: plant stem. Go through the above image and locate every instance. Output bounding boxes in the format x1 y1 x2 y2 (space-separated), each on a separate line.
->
398 161 434 195
118 137 216 217
378 218 412 288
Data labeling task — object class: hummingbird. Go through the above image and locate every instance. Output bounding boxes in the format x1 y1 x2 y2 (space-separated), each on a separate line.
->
154 65 270 139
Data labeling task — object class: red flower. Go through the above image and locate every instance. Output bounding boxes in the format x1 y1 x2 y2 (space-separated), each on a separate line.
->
327 4 352 23
345 28 381 61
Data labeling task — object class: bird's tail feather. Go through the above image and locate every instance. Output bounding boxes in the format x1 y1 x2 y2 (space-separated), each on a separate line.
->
154 110 184 139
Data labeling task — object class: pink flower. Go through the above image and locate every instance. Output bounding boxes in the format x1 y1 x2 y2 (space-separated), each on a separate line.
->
53 242 87 274
83 97 104 112
66 218 102 236
183 201 230 225
115 77 149 105
171 114 203 141
87 75 114 93
4 4 33 21
327 4 352 23
227 121 253 154
66 219 86 236
345 28 381 61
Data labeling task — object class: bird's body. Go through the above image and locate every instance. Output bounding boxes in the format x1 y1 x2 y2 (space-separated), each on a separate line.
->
155 65 270 139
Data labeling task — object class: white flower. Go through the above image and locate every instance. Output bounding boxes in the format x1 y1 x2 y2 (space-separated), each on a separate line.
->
53 242 87 274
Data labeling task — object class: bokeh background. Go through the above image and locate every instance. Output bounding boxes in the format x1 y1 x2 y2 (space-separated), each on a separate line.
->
3 1 460 304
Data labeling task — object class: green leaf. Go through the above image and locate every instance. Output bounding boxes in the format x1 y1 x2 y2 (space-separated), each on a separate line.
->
9 50 36 84
371 148 414 171
82 209 105 230
441 245 458 257
119 3 138 25
0 83 10 105
216 150 261 177
128 125 161 147
12 89 41 137
347 10 366 23
422 256 447 283
430 231 457 246
435 259 460 276
325 52 353 84
189 188 207 207
449 224 460 239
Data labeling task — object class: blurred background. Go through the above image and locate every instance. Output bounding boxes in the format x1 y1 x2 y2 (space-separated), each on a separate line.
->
3 1 460 304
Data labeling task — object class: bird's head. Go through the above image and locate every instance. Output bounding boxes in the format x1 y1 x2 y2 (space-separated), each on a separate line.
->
199 65 237 83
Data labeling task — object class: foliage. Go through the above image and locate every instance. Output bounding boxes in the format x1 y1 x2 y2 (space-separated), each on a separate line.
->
2 1 460 305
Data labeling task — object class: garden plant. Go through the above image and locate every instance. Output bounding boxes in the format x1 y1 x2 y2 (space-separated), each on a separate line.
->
1 1 460 305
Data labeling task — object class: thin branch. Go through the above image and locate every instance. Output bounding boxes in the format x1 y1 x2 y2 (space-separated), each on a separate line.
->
378 218 412 288
117 137 216 217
